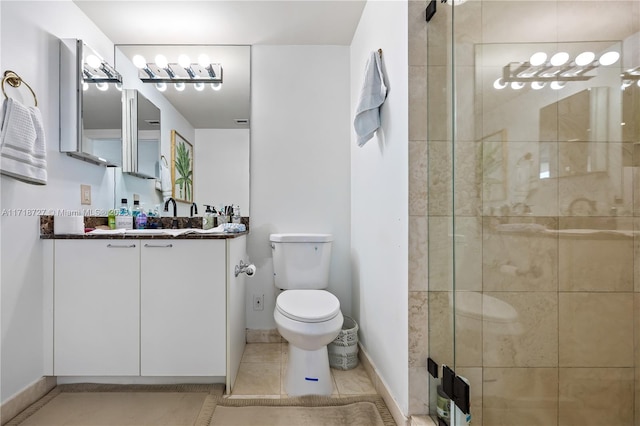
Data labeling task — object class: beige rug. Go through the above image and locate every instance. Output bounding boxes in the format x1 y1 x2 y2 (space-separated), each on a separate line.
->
4 384 395 426
209 395 396 426
4 383 222 426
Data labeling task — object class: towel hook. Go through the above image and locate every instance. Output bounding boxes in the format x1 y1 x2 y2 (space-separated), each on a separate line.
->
2 70 38 107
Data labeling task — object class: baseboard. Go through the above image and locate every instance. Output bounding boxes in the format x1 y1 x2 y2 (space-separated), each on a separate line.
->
358 344 410 426
1 376 56 425
246 328 283 343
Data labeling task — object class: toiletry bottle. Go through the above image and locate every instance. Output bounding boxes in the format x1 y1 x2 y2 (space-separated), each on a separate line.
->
132 200 141 220
203 205 215 230
107 209 116 229
115 198 133 230
232 205 241 224
136 209 147 229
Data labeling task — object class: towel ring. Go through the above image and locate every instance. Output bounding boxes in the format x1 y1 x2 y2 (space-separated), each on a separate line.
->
2 70 38 107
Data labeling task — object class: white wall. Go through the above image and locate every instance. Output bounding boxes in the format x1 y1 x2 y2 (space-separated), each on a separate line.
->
194 129 250 215
0 1 192 402
350 0 409 415
0 1 116 403
247 45 351 329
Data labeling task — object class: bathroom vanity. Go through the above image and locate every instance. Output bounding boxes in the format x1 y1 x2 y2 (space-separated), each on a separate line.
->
42 232 247 394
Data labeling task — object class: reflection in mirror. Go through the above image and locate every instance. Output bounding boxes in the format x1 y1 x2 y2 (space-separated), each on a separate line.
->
123 90 160 179
60 39 123 166
115 45 251 214
539 87 609 178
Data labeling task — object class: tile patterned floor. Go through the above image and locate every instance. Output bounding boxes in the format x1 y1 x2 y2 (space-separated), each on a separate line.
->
230 343 377 398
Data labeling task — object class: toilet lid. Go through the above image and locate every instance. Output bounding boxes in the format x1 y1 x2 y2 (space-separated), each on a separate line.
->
276 290 341 323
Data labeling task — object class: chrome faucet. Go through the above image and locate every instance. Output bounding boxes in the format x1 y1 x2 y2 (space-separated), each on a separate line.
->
164 197 178 229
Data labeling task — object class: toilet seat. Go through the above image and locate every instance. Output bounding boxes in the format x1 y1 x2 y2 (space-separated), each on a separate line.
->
276 290 340 323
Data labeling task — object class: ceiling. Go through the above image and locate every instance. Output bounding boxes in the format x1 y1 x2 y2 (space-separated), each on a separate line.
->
74 1 367 128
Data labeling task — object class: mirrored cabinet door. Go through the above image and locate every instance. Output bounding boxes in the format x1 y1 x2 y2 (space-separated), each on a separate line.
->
60 39 123 166
123 90 160 179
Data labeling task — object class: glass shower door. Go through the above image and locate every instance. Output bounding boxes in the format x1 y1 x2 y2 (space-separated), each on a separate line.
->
428 1 640 425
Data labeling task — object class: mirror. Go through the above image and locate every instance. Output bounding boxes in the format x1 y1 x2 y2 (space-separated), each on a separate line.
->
60 39 123 166
539 87 609 178
115 45 251 214
123 89 161 179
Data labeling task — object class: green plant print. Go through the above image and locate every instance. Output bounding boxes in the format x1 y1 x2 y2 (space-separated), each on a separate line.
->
174 141 192 200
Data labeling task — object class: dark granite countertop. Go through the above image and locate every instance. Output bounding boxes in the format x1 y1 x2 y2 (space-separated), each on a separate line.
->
40 215 249 240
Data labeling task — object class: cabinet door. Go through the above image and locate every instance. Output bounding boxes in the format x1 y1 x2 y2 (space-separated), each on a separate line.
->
226 235 247 392
140 240 226 376
54 240 140 376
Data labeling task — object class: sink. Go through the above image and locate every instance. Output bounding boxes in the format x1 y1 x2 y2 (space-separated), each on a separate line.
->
87 228 192 236
124 228 195 236
124 229 174 235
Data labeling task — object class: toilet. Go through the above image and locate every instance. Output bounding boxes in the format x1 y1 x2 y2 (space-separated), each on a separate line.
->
270 233 343 396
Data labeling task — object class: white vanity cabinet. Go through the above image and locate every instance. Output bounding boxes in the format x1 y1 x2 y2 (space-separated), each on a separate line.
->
48 235 247 392
140 239 226 376
54 240 140 376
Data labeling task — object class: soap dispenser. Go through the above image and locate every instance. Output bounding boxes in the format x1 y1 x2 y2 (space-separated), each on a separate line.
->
203 205 215 230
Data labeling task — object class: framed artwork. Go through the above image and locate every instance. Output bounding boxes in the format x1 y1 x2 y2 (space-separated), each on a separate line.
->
170 130 194 203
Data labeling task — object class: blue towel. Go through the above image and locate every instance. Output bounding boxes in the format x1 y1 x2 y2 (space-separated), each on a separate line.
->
354 51 387 147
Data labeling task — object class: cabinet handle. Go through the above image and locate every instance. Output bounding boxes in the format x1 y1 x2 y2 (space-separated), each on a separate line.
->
144 243 173 248
107 243 136 248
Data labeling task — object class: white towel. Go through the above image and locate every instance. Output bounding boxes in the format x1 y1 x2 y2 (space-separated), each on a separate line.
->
160 160 172 201
354 51 387 147
0 98 47 184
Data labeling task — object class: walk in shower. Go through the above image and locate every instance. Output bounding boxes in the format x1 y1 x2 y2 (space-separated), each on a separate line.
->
421 1 640 425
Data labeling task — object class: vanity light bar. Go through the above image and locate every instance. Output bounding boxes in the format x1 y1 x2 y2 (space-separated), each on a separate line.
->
82 57 122 83
494 50 620 90
138 62 223 84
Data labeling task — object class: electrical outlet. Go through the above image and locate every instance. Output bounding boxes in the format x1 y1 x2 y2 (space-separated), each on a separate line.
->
80 184 91 205
253 294 264 311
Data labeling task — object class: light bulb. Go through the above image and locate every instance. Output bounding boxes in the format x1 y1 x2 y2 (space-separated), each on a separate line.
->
115 82 122 91
132 55 147 69
529 52 547 66
82 82 89 91
85 54 102 69
531 81 546 90
637 80 640 88
575 51 595 66
96 82 109 91
550 81 566 90
510 81 525 90
178 54 191 68
598 51 620 66
194 82 205 91
211 82 222 91
493 78 507 90
198 54 211 67
174 82 185 92
155 54 168 69
155 82 167 92
550 52 569 67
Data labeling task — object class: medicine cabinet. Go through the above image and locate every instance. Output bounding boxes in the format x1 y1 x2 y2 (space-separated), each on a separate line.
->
60 39 123 166
123 89 161 179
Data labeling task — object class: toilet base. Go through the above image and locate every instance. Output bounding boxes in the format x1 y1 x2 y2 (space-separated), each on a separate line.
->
285 345 333 396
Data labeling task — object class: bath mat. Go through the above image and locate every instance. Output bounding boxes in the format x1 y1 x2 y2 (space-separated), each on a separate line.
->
208 395 396 426
3 383 224 426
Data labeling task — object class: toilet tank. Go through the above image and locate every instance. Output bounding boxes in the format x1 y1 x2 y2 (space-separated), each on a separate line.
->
270 233 333 290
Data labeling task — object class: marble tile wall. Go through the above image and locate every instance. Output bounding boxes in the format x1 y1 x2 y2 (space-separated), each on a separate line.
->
408 1 640 424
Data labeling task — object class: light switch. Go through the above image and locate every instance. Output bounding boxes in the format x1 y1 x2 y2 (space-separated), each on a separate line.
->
80 184 91 205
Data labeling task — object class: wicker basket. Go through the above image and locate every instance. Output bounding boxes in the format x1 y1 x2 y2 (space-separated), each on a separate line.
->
328 316 359 370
